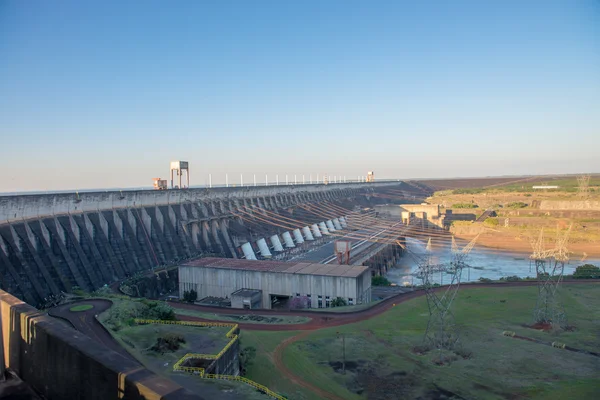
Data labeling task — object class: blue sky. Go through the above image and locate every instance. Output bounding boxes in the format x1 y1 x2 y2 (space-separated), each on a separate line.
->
1 0 599 191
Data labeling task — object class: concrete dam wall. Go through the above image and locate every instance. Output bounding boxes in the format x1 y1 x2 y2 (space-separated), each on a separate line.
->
0 182 408 305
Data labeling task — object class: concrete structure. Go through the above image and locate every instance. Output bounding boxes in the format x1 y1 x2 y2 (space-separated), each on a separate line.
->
231 288 263 309
0 289 203 400
179 257 372 309
0 181 411 306
375 204 443 228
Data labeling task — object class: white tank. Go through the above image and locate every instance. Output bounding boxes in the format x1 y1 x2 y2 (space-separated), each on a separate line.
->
302 226 315 241
311 224 322 238
241 242 257 260
326 220 336 232
319 221 330 235
293 228 305 244
270 235 284 252
256 238 272 258
333 218 343 230
282 231 295 248
339 216 348 228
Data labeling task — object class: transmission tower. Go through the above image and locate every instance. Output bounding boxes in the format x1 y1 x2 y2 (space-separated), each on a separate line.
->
417 235 480 351
530 226 572 329
576 175 591 198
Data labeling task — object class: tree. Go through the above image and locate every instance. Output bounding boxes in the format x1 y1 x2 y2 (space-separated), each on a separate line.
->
183 289 198 303
372 276 391 286
331 297 347 307
573 264 600 279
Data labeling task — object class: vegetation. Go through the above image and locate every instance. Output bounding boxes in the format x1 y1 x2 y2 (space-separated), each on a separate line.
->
451 203 478 209
182 289 198 303
452 188 484 194
331 297 347 307
103 299 175 331
483 217 499 227
507 201 528 209
290 296 311 310
573 264 600 279
241 284 600 400
150 333 185 354
371 276 391 286
239 345 257 375
70 304 94 312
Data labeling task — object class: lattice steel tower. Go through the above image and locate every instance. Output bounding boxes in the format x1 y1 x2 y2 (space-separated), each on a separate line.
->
417 235 479 351
530 226 572 329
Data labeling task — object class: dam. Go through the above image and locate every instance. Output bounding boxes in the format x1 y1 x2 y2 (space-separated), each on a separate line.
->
0 181 422 306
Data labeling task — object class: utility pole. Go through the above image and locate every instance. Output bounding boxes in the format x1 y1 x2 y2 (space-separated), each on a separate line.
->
226 174 229 187
209 174 212 188
240 174 243 186
265 174 268 186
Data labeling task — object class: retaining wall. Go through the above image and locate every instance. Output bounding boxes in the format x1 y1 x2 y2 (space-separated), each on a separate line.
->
0 290 204 400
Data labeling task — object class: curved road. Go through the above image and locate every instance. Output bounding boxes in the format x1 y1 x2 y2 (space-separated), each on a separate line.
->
48 299 138 362
169 280 599 331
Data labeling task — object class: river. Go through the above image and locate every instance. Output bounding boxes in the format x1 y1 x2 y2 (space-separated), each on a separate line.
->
387 237 599 286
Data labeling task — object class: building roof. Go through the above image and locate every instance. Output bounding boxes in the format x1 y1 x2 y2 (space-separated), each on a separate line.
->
180 257 369 278
231 288 262 297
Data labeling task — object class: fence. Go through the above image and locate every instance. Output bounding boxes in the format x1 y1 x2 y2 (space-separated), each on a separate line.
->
134 319 287 399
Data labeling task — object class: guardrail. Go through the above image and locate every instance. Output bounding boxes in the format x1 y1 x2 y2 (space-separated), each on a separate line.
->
134 319 287 399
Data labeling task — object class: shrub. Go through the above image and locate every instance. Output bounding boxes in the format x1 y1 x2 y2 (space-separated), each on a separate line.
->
483 217 499 227
451 203 478 209
573 264 600 279
290 296 311 309
499 275 522 282
453 188 483 195
183 289 198 303
239 345 257 375
331 297 347 307
372 276 391 286
150 333 185 354
507 202 528 209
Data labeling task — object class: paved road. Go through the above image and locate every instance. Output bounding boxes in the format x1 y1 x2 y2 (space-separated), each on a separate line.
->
48 299 139 362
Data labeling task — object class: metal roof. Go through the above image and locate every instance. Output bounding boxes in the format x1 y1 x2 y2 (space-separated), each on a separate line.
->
180 257 369 278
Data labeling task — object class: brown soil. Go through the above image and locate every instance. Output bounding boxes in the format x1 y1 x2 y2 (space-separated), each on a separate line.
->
528 322 553 332
454 231 600 258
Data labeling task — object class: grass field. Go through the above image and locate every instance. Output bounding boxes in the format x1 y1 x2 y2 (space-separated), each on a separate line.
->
69 304 93 312
174 308 311 324
242 283 600 400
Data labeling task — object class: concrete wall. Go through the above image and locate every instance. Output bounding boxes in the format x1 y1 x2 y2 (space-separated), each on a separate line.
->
179 266 371 309
0 290 203 400
0 183 403 306
0 182 400 223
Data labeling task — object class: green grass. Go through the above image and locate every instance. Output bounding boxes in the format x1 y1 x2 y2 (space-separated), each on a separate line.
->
249 284 600 400
174 308 311 324
69 304 93 312
240 330 317 400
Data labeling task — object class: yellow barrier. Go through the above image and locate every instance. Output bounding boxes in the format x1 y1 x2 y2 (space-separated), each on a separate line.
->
134 319 286 399
204 374 287 400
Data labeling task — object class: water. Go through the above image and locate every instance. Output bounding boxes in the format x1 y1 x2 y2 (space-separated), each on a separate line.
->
387 237 599 286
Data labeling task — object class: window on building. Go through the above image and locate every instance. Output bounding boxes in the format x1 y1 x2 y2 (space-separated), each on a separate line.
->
325 296 330 308
296 293 300 297
306 294 311 308
318 295 323 308
348 298 354 305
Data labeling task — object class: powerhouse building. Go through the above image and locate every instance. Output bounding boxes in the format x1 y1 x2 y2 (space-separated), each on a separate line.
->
179 257 371 309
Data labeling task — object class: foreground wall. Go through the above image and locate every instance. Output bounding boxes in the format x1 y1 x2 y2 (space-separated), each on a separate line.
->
0 290 203 400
